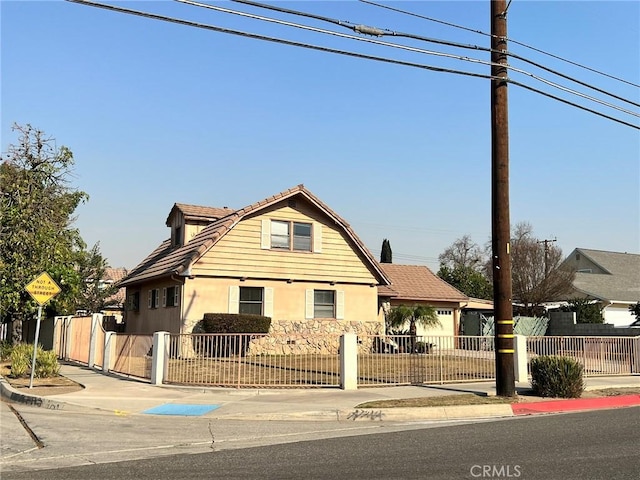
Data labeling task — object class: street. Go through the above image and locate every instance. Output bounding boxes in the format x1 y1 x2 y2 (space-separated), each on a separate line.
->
2 403 638 479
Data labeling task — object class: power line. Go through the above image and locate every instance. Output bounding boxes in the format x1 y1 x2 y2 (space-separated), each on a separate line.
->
230 0 639 109
181 0 639 117
64 1 502 81
359 0 640 89
66 0 639 130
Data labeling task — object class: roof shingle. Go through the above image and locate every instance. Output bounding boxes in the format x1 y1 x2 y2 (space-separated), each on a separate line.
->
379 264 468 303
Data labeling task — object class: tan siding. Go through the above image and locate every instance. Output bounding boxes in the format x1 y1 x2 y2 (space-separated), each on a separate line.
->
124 280 183 334
180 277 382 334
192 205 377 284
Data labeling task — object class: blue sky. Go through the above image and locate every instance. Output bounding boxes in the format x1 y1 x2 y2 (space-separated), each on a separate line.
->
2 0 639 271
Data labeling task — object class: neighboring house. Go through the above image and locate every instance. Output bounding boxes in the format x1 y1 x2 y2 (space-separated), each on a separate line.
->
119 185 391 337
101 267 128 326
560 248 640 327
378 264 469 338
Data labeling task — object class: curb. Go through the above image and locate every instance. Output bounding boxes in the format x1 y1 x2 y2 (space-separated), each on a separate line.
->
3 374 639 422
0 376 65 411
511 394 640 416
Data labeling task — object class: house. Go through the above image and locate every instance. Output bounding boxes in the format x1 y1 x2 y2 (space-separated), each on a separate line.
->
377 264 469 337
119 185 392 337
560 248 640 327
101 267 128 329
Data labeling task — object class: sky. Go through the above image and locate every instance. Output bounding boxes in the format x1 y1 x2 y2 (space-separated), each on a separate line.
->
2 0 639 272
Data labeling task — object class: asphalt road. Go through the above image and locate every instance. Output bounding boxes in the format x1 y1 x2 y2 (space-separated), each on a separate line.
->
2 406 638 480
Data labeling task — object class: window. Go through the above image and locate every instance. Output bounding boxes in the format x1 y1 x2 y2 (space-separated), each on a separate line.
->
229 286 273 317
437 310 452 316
271 221 290 249
163 286 180 307
239 287 263 315
127 292 140 311
148 289 160 309
306 289 344 319
270 220 312 252
173 226 182 247
314 290 335 318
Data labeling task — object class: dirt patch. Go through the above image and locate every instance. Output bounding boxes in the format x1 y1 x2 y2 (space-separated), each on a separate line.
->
1 362 84 396
355 386 640 409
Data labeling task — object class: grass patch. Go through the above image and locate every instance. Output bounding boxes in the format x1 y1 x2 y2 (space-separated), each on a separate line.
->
355 386 640 409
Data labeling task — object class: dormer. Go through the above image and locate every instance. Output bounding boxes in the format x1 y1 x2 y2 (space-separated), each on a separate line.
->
165 203 235 247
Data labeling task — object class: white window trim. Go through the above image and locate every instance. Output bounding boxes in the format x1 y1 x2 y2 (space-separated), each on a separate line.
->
162 286 181 308
306 289 344 319
262 219 320 252
228 286 240 314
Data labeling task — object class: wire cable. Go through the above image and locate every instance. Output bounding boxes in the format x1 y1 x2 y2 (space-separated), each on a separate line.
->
66 0 498 80
229 0 639 109
66 0 639 130
180 0 639 117
359 0 640 89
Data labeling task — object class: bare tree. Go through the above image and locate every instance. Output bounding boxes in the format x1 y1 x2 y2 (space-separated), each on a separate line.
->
438 235 492 298
510 222 574 315
438 234 485 270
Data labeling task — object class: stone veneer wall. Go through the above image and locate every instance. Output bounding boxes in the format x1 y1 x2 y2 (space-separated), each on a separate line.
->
247 319 384 355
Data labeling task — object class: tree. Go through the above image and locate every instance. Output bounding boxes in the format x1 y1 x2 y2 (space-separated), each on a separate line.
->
387 304 440 332
629 302 640 323
386 304 440 353
437 235 492 299
75 243 119 314
438 265 493 300
560 298 604 324
509 222 575 315
380 238 392 263
1 124 88 340
438 234 484 270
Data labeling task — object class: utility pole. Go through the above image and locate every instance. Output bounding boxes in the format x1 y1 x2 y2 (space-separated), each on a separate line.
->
537 238 557 277
491 0 515 397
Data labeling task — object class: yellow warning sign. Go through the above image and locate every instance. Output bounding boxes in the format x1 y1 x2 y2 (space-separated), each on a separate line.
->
25 272 61 305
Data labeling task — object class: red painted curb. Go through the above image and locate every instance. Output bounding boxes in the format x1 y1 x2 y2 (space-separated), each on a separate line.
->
511 394 640 415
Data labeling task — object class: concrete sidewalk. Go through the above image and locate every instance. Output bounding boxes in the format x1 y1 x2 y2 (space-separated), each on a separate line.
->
2 363 639 422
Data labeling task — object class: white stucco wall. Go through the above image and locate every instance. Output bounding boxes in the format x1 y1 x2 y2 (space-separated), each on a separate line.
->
603 304 635 327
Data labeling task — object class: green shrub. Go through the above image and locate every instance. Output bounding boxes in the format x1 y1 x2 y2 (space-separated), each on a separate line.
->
193 314 271 357
9 343 60 378
200 313 271 334
414 341 434 354
530 355 584 398
0 341 13 361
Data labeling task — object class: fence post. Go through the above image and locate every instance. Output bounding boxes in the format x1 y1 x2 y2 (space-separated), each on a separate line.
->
52 316 62 358
513 335 528 382
151 331 169 385
64 317 73 361
340 333 358 390
103 331 114 374
88 313 102 368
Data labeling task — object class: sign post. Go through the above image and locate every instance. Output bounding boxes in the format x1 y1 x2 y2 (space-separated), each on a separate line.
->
25 272 61 389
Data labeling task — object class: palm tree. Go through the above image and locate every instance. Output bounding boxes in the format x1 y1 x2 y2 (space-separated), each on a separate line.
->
386 305 440 353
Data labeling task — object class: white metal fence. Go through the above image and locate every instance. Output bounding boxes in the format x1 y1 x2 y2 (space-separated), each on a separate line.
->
164 334 342 388
55 322 639 388
527 336 640 376
358 335 496 386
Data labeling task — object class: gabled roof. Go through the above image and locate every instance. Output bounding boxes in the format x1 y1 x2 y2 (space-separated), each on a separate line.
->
378 264 468 303
566 248 640 303
120 185 390 287
165 203 235 226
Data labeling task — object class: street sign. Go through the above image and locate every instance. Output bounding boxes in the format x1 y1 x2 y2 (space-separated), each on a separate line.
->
25 272 61 305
